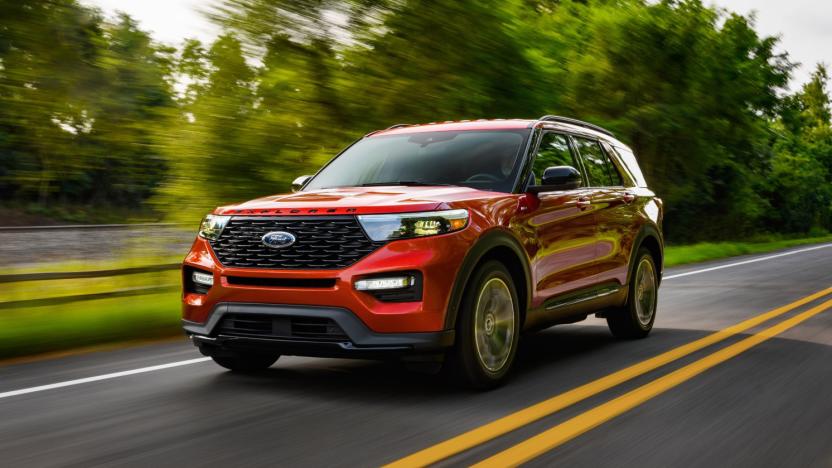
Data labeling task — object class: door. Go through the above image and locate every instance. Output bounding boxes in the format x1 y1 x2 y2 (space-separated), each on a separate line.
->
572 136 636 287
517 131 600 309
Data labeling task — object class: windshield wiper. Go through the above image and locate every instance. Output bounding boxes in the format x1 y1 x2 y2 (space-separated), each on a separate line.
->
357 180 457 187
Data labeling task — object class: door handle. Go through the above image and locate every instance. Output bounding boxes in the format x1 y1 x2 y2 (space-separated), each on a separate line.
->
622 192 636 203
576 197 591 209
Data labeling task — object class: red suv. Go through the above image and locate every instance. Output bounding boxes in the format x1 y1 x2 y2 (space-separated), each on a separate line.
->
182 116 663 388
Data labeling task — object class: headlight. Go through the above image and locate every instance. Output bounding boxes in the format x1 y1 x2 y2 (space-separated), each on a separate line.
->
358 209 469 242
198 214 230 240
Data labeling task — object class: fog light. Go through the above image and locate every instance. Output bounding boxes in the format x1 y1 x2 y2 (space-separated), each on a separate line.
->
192 271 214 287
354 275 413 291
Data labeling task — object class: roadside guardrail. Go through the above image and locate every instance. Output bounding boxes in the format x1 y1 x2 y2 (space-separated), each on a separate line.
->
0 284 179 310
2 224 185 309
0 263 181 284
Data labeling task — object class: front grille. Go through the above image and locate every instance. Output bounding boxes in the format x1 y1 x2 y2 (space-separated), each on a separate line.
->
216 314 349 342
210 216 383 269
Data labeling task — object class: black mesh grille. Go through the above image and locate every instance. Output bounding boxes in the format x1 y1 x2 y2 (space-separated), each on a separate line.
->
215 314 349 342
209 216 383 269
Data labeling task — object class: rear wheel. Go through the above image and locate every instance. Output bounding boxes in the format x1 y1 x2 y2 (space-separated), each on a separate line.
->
446 260 520 389
607 248 658 339
211 351 280 372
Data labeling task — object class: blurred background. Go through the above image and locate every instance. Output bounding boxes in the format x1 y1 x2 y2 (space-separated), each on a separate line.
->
1 0 830 359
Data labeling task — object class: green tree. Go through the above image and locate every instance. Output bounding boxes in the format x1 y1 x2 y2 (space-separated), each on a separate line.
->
155 35 257 217
0 0 104 205
86 14 174 207
342 0 543 126
521 0 791 240
763 64 832 233
0 1 173 219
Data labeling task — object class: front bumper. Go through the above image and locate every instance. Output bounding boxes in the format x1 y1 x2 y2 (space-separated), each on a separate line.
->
182 227 475 334
186 303 455 358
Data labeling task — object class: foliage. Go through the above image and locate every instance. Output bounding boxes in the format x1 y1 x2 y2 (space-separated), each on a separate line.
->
761 65 832 234
0 293 180 359
0 2 173 209
1 0 831 242
521 1 794 241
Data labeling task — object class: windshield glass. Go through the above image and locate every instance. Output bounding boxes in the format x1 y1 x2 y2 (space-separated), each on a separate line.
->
305 130 530 193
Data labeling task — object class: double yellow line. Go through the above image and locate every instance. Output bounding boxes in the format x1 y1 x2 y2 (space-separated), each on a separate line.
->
386 286 832 468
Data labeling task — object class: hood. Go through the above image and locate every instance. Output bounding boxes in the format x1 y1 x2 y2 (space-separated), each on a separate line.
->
214 186 500 216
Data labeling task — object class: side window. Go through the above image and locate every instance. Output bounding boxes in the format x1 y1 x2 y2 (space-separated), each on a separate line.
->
533 132 582 185
573 137 622 187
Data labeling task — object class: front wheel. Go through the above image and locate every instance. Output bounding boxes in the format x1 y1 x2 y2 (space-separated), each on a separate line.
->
607 248 658 339
446 260 520 390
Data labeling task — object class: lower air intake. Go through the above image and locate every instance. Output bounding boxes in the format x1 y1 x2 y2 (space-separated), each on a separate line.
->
215 314 349 342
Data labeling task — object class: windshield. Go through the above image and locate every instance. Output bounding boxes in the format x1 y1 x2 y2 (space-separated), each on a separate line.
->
304 130 530 193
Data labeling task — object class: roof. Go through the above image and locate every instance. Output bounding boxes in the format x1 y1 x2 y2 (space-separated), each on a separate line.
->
367 117 620 144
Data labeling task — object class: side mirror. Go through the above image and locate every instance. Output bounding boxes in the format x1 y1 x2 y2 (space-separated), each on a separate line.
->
292 175 312 192
528 166 582 193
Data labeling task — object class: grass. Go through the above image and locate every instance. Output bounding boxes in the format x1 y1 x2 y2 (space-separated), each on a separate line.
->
0 292 181 360
1 255 183 360
664 235 832 267
2 270 179 304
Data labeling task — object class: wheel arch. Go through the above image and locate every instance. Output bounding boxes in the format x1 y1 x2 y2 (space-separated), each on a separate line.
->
629 224 664 286
444 229 532 329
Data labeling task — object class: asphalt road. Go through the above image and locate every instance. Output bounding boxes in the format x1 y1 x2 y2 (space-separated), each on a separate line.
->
2 244 832 467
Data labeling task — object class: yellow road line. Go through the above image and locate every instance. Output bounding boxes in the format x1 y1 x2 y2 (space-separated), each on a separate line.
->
384 287 832 468
474 297 832 467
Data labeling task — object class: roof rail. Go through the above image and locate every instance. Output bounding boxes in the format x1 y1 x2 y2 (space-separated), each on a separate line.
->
364 123 410 137
537 115 614 137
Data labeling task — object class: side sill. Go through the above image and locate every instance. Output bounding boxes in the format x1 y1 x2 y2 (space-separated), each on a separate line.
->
524 282 626 331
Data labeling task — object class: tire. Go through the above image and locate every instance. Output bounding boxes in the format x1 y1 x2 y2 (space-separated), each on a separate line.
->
211 351 280 372
607 247 658 339
445 260 521 390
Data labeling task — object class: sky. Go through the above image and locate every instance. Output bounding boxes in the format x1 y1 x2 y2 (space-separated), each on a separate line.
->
82 0 831 89
82 0 220 45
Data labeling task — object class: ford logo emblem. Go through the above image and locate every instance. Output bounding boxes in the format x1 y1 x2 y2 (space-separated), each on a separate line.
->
261 231 296 249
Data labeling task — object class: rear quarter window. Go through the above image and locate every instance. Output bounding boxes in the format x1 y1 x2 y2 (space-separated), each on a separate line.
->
611 145 648 188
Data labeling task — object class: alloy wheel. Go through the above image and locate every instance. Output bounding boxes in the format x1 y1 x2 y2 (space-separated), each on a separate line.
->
634 257 657 327
473 277 516 373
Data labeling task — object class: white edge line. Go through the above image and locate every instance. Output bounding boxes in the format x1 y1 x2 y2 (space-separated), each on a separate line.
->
0 357 211 399
664 243 832 280
2 243 830 400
